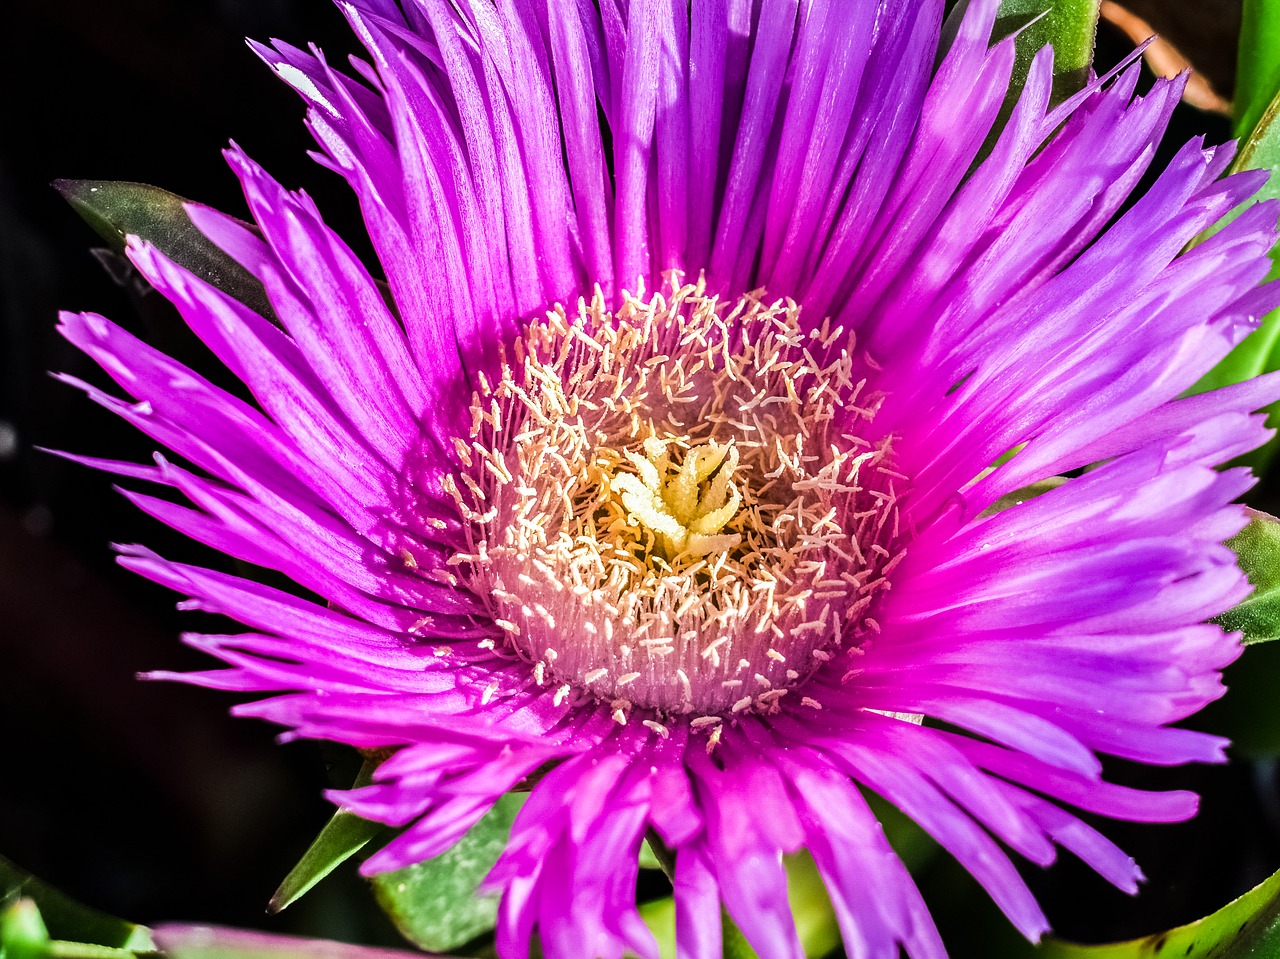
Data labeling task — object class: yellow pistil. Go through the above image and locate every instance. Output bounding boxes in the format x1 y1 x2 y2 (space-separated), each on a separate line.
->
610 438 743 561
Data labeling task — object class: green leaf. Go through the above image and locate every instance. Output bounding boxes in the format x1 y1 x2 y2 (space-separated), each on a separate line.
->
1191 85 1280 471
369 793 526 953
53 179 275 322
2 900 51 959
268 814 383 915
1192 295 1280 406
981 477 1067 519
636 901 762 959
1195 82 1280 369
1227 90 1280 206
636 853 838 959
637 839 663 871
995 0 1101 103
636 899 675 959
269 760 385 913
1236 0 1280 143
782 853 840 959
721 910 758 959
1198 638 1280 757
1194 510 1280 756
0 856 153 954
862 789 939 875
1214 509 1280 643
1035 862 1280 957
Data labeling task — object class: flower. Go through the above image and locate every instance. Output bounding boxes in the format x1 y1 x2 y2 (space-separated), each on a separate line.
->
151 925 445 959
55 0 1280 956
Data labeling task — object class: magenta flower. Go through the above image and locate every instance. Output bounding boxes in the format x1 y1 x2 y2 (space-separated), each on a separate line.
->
56 0 1280 956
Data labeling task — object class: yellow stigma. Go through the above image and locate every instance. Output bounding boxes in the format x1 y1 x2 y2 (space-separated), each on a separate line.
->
608 438 743 562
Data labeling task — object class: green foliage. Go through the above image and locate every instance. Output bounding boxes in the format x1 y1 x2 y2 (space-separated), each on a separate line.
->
369 794 525 953
1202 638 1280 757
637 839 663 871
994 0 1100 102
982 478 1067 518
270 812 384 916
1036 863 1280 957
1195 4 1280 472
54 179 275 322
270 760 385 914
982 2 1099 172
638 852 839 959
1236 0 1280 143
921 851 1280 959
1201 512 1280 757
720 910 759 959
635 898 676 959
0 856 152 954
2 900 50 959
862 789 939 875
1193 88 1280 417
778 854 840 959
1215 509 1280 643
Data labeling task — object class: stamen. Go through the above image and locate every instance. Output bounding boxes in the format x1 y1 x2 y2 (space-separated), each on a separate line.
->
444 280 904 719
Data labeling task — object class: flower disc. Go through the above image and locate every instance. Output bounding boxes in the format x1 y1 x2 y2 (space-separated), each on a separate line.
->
449 281 903 721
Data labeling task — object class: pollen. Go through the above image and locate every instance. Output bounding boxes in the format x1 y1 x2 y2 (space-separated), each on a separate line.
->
445 277 902 719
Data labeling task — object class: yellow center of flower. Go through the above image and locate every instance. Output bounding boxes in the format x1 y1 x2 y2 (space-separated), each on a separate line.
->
445 278 902 729
607 437 742 562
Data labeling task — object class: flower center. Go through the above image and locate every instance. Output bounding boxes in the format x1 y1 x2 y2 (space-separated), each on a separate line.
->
608 437 743 562
445 280 903 727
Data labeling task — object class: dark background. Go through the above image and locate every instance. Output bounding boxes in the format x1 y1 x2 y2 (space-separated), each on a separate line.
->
1 1 1277 955
0 0 396 946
